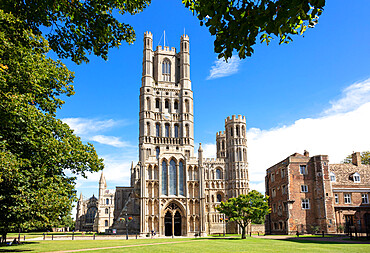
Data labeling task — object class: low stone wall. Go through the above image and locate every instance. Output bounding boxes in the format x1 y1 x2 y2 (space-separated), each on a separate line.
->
251 224 265 234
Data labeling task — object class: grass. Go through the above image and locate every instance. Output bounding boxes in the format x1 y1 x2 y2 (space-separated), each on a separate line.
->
6 232 98 239
1 236 369 253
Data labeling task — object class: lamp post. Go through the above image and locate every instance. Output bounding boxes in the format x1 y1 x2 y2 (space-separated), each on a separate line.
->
120 209 133 240
220 215 228 237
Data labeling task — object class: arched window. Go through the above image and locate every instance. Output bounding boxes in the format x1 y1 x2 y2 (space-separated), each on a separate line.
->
155 98 160 109
230 127 233 136
179 161 184 195
165 100 169 109
236 126 239 136
105 208 108 214
162 59 171 81
105 220 108 226
174 100 179 110
86 207 97 223
156 147 160 159
106 198 109 205
185 99 189 113
217 194 222 203
162 161 168 195
222 140 225 150
156 123 160 137
147 122 150 136
185 124 189 137
146 97 151 110
216 168 222 179
165 124 170 137
242 125 245 137
174 124 179 138
148 165 152 179
169 160 177 195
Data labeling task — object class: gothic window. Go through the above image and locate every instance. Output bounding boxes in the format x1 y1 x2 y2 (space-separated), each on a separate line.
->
148 166 152 179
156 123 160 137
236 126 239 136
162 59 171 81
188 167 192 180
106 198 109 205
165 124 170 137
156 147 160 159
215 168 222 179
222 141 225 150
165 99 169 109
86 207 97 224
169 159 177 195
185 124 189 137
174 124 179 138
155 98 160 109
230 127 233 137
146 97 151 110
162 160 168 195
105 208 108 214
179 161 184 195
242 125 245 137
174 100 179 110
185 99 189 113
105 220 108 226
147 122 150 136
217 194 222 203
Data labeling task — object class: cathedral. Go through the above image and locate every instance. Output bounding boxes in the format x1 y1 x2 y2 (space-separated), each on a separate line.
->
75 32 249 237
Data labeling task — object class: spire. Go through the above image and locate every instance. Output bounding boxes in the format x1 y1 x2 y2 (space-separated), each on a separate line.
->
79 192 83 201
198 143 203 152
131 161 134 170
99 171 106 188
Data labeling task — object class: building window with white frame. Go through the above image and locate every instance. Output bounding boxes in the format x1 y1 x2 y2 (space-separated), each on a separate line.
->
302 199 310 209
301 185 308 192
344 193 351 204
299 165 307 175
353 172 361 183
362 194 369 204
330 172 336 182
334 194 339 204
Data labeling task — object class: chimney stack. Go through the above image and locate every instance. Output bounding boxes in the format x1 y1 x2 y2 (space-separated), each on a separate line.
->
352 152 361 166
304 150 310 157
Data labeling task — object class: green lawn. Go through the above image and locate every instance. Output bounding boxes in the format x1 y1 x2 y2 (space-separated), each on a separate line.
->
1 237 369 253
6 231 98 239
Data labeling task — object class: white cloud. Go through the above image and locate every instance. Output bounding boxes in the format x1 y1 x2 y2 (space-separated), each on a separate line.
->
91 135 132 148
324 78 370 115
62 118 125 135
207 56 241 80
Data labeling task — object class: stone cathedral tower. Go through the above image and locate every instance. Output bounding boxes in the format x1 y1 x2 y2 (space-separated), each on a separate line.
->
76 32 250 237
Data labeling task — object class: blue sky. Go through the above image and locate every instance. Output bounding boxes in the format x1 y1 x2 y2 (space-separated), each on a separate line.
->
54 1 370 209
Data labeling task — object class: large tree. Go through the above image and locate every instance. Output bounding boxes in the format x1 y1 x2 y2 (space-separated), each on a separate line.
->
0 10 104 241
1 0 325 63
342 151 370 165
216 190 270 239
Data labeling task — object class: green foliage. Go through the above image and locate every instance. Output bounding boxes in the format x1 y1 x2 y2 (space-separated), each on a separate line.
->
0 0 151 64
216 190 270 239
342 151 370 165
0 9 104 235
183 0 325 60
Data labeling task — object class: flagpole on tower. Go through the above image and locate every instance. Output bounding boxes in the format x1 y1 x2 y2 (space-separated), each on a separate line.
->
164 30 166 47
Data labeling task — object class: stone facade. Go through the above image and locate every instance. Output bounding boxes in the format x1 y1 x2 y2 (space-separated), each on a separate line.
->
265 151 370 235
76 32 250 236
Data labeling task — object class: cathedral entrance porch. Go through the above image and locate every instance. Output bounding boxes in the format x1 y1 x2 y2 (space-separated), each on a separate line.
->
163 202 184 236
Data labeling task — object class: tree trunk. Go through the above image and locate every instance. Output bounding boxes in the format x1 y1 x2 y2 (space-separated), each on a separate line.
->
241 225 246 239
1 232 7 244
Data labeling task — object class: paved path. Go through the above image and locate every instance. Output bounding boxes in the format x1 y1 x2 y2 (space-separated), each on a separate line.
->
252 235 370 244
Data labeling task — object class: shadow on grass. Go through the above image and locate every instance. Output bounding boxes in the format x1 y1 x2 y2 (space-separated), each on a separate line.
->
0 242 39 252
277 237 370 245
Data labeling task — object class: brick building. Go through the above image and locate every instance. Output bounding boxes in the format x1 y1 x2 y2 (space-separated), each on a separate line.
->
265 151 370 235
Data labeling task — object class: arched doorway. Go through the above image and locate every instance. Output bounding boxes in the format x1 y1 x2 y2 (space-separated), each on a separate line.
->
165 212 172 236
163 203 183 236
174 211 181 236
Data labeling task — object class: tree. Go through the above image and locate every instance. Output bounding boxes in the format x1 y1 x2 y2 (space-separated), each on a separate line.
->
342 151 370 165
184 0 325 60
216 190 270 239
1 0 325 63
0 10 104 242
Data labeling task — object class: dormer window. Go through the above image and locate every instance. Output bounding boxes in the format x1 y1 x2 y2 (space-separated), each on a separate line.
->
330 172 336 182
353 172 361 183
